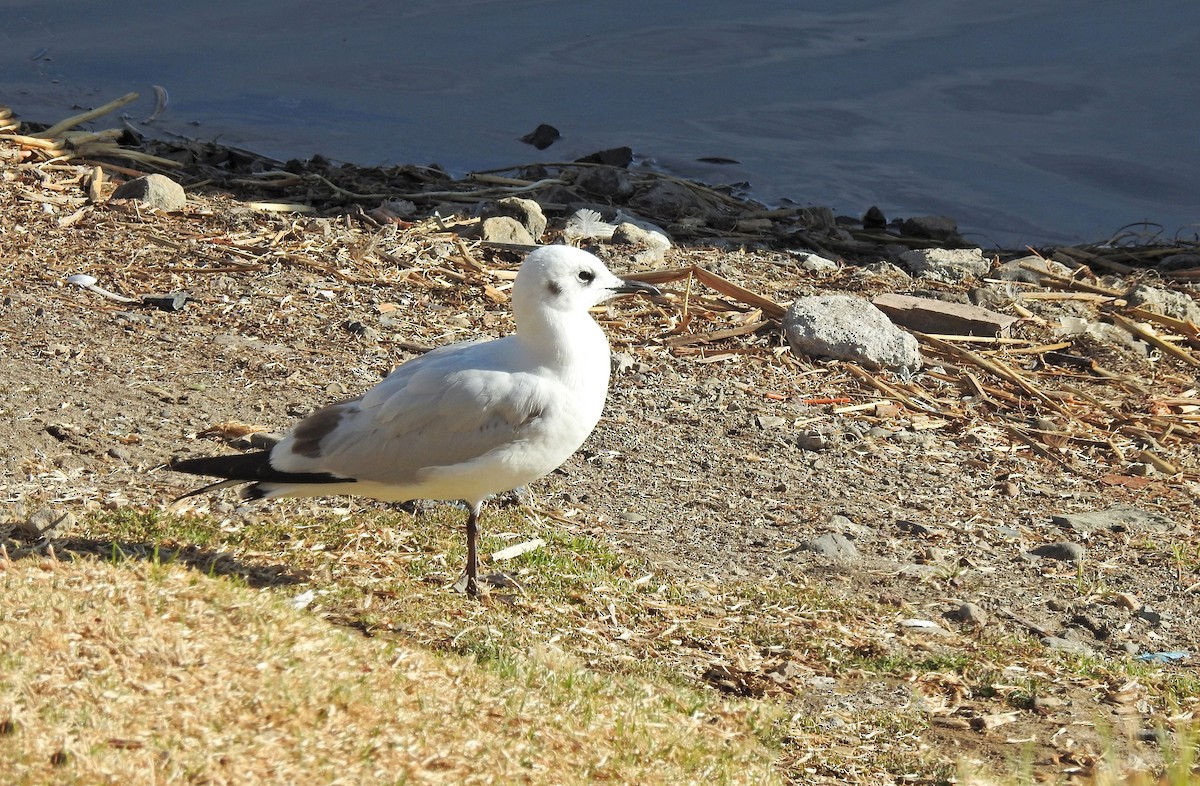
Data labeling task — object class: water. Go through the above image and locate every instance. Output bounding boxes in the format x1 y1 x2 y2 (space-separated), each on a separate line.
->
2 0 1197 247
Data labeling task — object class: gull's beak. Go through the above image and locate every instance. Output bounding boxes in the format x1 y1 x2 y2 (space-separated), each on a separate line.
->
611 278 662 299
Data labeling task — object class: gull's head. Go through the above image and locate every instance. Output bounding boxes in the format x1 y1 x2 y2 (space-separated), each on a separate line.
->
513 245 660 317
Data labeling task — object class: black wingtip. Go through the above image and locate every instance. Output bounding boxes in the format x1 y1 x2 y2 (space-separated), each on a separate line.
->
170 449 356 496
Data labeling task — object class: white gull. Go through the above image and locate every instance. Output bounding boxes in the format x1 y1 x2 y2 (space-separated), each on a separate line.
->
171 245 660 597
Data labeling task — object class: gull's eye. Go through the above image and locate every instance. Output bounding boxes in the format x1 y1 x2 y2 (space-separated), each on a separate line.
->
577 269 596 284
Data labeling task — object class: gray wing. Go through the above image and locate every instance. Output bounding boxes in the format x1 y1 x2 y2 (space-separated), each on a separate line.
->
269 337 556 484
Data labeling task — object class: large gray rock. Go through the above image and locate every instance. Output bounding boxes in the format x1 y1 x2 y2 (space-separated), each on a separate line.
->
111 173 186 212
1127 284 1200 325
784 295 922 371
900 247 989 283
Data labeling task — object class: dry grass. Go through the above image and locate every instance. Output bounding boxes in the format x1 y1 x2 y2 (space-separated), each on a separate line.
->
4 506 1195 784
0 553 782 785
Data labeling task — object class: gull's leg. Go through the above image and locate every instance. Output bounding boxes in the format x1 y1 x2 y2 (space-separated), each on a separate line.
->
465 501 482 599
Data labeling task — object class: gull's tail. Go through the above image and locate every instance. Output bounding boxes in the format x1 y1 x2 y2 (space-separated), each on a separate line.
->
170 450 354 501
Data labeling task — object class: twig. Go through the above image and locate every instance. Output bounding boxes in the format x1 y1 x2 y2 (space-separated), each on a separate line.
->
32 92 140 139
1108 313 1200 367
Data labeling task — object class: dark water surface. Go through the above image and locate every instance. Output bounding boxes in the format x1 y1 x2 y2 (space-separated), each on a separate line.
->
2 0 1197 247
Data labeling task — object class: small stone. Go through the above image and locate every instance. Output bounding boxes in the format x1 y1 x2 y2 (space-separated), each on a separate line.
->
755 414 787 430
763 659 803 685
475 216 535 245
862 206 887 230
611 222 671 264
795 532 858 560
518 123 560 150
1135 607 1162 626
481 197 547 241
899 618 951 636
994 255 1071 283
1136 728 1168 745
1113 592 1141 611
141 292 189 312
17 508 76 539
946 601 988 627
1041 636 1094 656
1033 695 1067 712
795 431 832 451
791 251 839 273
1030 541 1085 563
111 173 187 212
895 519 932 536
827 514 874 538
575 146 633 167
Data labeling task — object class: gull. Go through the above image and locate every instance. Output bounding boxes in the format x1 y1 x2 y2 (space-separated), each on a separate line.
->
171 245 660 597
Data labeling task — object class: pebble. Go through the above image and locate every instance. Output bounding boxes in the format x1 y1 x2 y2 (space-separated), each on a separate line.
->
518 123 560 150
475 216 535 245
755 414 788 430
994 255 1071 283
795 431 833 451
794 532 858 560
1041 636 1094 656
1136 728 1167 745
826 514 875 539
17 508 76 539
481 196 547 241
1030 541 1085 563
1113 592 1141 611
790 251 839 273
899 618 951 636
1033 695 1067 712
895 519 932 536
945 601 988 627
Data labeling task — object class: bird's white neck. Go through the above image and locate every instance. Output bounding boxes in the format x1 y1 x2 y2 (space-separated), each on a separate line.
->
516 307 612 384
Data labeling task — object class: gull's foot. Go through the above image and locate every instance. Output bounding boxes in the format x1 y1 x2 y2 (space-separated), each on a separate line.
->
450 571 524 596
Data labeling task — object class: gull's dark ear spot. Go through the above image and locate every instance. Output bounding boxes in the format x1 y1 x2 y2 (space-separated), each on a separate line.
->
547 280 562 296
